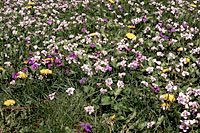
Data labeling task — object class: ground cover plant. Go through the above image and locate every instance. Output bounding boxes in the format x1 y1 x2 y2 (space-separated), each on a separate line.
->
0 0 200 132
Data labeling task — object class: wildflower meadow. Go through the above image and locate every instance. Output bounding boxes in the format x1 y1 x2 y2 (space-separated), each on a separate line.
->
0 0 200 132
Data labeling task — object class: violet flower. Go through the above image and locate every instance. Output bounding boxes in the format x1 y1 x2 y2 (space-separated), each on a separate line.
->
91 43 95 48
22 68 28 73
31 64 38 70
80 77 86 84
104 19 109 24
142 17 147 22
65 68 70 74
84 124 93 132
12 72 19 79
47 19 53 25
82 28 86 33
120 8 123 13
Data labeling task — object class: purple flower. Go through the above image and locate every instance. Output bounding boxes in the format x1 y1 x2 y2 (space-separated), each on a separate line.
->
84 124 93 132
96 83 101 86
105 65 112 71
120 8 123 13
12 72 19 79
142 17 147 22
160 32 164 37
46 55 52 58
85 6 89 10
55 49 58 53
4 80 7 84
69 53 77 58
80 77 86 84
65 68 70 74
29 52 33 57
80 123 85 127
91 43 95 48
104 19 109 24
22 68 28 73
171 28 175 33
31 64 38 70
110 5 113 8
152 86 160 93
165 36 169 41
25 39 29 44
27 59 34 65
183 23 187 28
54 59 61 64
82 28 86 33
47 19 53 25
158 22 162 27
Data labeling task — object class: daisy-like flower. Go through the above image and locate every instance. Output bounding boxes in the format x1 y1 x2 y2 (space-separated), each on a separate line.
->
84 106 94 114
181 110 190 119
126 33 136 39
49 92 56 100
17 72 27 79
4 99 16 106
40 69 52 75
66 87 75 96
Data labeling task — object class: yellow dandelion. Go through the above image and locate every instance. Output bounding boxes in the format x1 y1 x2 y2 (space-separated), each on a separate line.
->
4 99 16 106
185 58 190 63
190 4 197 7
110 114 116 120
126 33 136 39
90 33 97 36
0 67 4 71
44 58 54 63
40 69 52 75
28 6 32 9
28 2 35 5
177 47 184 51
128 25 135 29
17 72 27 79
161 94 175 102
24 60 28 64
109 0 114 4
161 103 170 108
162 69 168 73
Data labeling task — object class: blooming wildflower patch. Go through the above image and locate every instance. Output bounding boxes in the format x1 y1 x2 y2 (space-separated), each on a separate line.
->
0 0 199 132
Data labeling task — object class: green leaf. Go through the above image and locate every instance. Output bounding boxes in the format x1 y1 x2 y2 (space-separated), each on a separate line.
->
101 96 111 105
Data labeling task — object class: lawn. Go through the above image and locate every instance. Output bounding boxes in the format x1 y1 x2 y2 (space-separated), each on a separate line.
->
0 0 200 132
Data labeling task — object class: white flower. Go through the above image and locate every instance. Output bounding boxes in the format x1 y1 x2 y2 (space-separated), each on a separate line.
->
146 67 154 74
10 80 16 85
181 110 190 119
141 81 148 87
182 71 189 77
84 106 94 114
117 80 124 88
147 121 155 129
105 78 113 89
49 92 56 100
100 88 107 94
66 87 75 96
118 72 126 78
